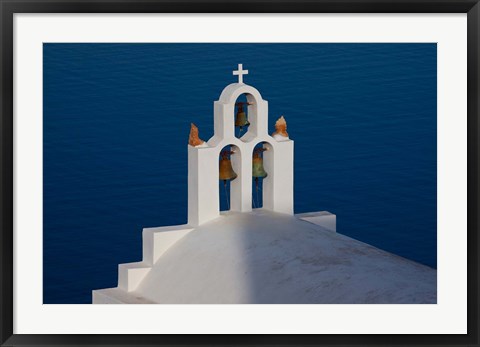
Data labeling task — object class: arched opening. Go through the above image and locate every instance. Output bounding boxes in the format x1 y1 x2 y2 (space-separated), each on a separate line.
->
233 93 258 140
219 144 241 211
252 141 273 209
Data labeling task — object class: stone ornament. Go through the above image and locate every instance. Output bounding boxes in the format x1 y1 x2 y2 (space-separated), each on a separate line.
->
272 115 289 141
188 123 205 147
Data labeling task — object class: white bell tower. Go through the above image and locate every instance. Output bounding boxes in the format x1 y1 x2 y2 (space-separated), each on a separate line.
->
188 64 294 226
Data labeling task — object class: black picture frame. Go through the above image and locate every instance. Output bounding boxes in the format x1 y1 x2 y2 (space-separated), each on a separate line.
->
1 1 479 346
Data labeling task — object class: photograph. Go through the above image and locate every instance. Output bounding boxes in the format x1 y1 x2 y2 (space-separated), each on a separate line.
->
42 43 437 304
3 1 479 344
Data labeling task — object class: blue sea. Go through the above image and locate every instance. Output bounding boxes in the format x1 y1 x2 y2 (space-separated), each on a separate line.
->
43 43 437 304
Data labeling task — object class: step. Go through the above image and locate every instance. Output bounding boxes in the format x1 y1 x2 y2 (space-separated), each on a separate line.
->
142 224 194 265
118 261 151 292
295 211 336 232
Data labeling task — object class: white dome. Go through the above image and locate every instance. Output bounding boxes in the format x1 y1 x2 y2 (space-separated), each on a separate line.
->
95 210 436 304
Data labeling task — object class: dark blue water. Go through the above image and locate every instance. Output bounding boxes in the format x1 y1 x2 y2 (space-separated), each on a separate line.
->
43 43 437 304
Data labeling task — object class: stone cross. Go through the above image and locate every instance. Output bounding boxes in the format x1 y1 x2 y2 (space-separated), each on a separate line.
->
233 64 248 84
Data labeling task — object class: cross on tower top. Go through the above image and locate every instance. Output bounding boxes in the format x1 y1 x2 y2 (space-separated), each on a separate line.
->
233 64 248 84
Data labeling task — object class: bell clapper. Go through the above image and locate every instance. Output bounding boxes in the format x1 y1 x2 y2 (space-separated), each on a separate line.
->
255 177 260 208
223 180 230 210
252 185 257 208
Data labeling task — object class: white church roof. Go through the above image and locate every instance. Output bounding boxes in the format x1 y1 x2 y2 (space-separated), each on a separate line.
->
94 210 436 304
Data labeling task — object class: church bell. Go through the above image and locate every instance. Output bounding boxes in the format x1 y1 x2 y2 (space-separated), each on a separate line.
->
235 102 251 129
252 147 268 179
219 150 238 182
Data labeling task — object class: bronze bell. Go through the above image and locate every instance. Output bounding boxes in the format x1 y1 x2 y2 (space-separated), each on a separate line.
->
252 147 267 208
252 148 268 179
219 150 238 182
235 102 251 128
